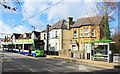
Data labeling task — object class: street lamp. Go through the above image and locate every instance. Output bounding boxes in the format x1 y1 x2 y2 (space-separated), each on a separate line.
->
31 26 35 31
31 26 35 39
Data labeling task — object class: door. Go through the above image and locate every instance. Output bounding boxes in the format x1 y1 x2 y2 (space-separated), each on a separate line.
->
28 44 32 55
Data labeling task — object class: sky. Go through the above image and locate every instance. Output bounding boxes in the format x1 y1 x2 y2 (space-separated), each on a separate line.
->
0 0 119 38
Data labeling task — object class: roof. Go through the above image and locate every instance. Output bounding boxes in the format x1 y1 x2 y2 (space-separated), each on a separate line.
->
13 33 21 39
71 15 104 27
41 29 46 33
18 33 31 39
49 19 68 30
32 31 40 38
41 19 68 33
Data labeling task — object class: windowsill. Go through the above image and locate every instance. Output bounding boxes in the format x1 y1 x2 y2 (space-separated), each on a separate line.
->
51 37 59 39
73 37 77 39
79 37 96 38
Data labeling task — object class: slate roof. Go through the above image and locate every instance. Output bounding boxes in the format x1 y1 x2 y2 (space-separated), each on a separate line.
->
41 19 68 32
13 33 21 39
32 31 40 38
18 33 31 39
71 15 104 27
49 19 68 30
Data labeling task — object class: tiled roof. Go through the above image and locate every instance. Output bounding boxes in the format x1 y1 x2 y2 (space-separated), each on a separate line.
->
71 15 104 27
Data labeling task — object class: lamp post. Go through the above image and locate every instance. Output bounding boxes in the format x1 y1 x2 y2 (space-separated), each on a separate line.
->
46 24 49 55
31 26 35 39
31 26 35 31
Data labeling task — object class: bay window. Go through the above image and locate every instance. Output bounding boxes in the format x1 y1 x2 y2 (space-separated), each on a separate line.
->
91 29 95 37
84 28 89 37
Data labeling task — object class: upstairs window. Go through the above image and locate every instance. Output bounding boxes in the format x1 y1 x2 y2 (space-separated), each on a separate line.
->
52 31 54 38
55 31 58 37
91 29 95 37
81 41 82 50
73 30 77 38
84 28 89 37
44 34 46 39
80 29 82 37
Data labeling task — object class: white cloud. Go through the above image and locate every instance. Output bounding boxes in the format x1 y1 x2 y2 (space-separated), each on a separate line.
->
22 0 97 26
21 0 49 27
47 2 97 23
0 20 30 38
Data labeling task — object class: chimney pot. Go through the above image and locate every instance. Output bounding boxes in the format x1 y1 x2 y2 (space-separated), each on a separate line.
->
68 17 73 30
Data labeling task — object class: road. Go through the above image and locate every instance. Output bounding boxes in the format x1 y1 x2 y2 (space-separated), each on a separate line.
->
0 49 119 73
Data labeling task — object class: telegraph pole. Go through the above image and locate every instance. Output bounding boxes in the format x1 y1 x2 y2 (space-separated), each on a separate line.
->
46 24 49 54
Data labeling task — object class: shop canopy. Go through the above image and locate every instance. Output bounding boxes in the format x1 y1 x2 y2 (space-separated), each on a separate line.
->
84 40 115 63
84 40 113 43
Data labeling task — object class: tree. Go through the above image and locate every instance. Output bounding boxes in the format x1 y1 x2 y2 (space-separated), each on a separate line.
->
112 33 120 53
92 1 118 40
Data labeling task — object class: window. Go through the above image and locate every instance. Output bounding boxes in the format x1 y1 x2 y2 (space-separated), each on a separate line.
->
81 42 82 50
55 43 57 51
49 33 51 39
80 29 82 37
55 31 58 37
73 30 77 38
91 29 95 37
72 45 77 50
52 31 54 38
84 28 89 37
44 34 46 39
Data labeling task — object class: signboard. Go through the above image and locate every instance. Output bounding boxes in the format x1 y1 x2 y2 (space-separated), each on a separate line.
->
86 47 91 53
50 47 55 51
85 43 91 53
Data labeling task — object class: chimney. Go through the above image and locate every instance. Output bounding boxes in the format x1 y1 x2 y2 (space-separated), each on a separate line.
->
68 17 73 30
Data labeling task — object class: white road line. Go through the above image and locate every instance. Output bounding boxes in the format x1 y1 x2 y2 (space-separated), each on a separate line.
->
28 69 36 72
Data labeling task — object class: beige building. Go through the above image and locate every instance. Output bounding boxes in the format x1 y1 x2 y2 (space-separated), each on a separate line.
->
41 17 74 55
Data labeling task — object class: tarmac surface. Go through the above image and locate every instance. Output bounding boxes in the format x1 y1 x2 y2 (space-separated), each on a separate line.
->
0 49 119 74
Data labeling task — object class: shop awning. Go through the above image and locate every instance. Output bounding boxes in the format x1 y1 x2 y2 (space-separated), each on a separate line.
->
84 40 113 43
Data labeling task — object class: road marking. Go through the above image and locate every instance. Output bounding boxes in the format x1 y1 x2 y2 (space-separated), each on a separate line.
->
29 69 36 72
45 69 52 72
66 66 77 69
27 57 38 59
55 61 67 65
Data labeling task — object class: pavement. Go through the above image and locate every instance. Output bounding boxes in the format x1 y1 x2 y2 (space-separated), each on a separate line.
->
0 49 119 73
46 55 119 69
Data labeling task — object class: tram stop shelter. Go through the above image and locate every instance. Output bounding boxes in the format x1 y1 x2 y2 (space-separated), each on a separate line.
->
84 40 115 63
